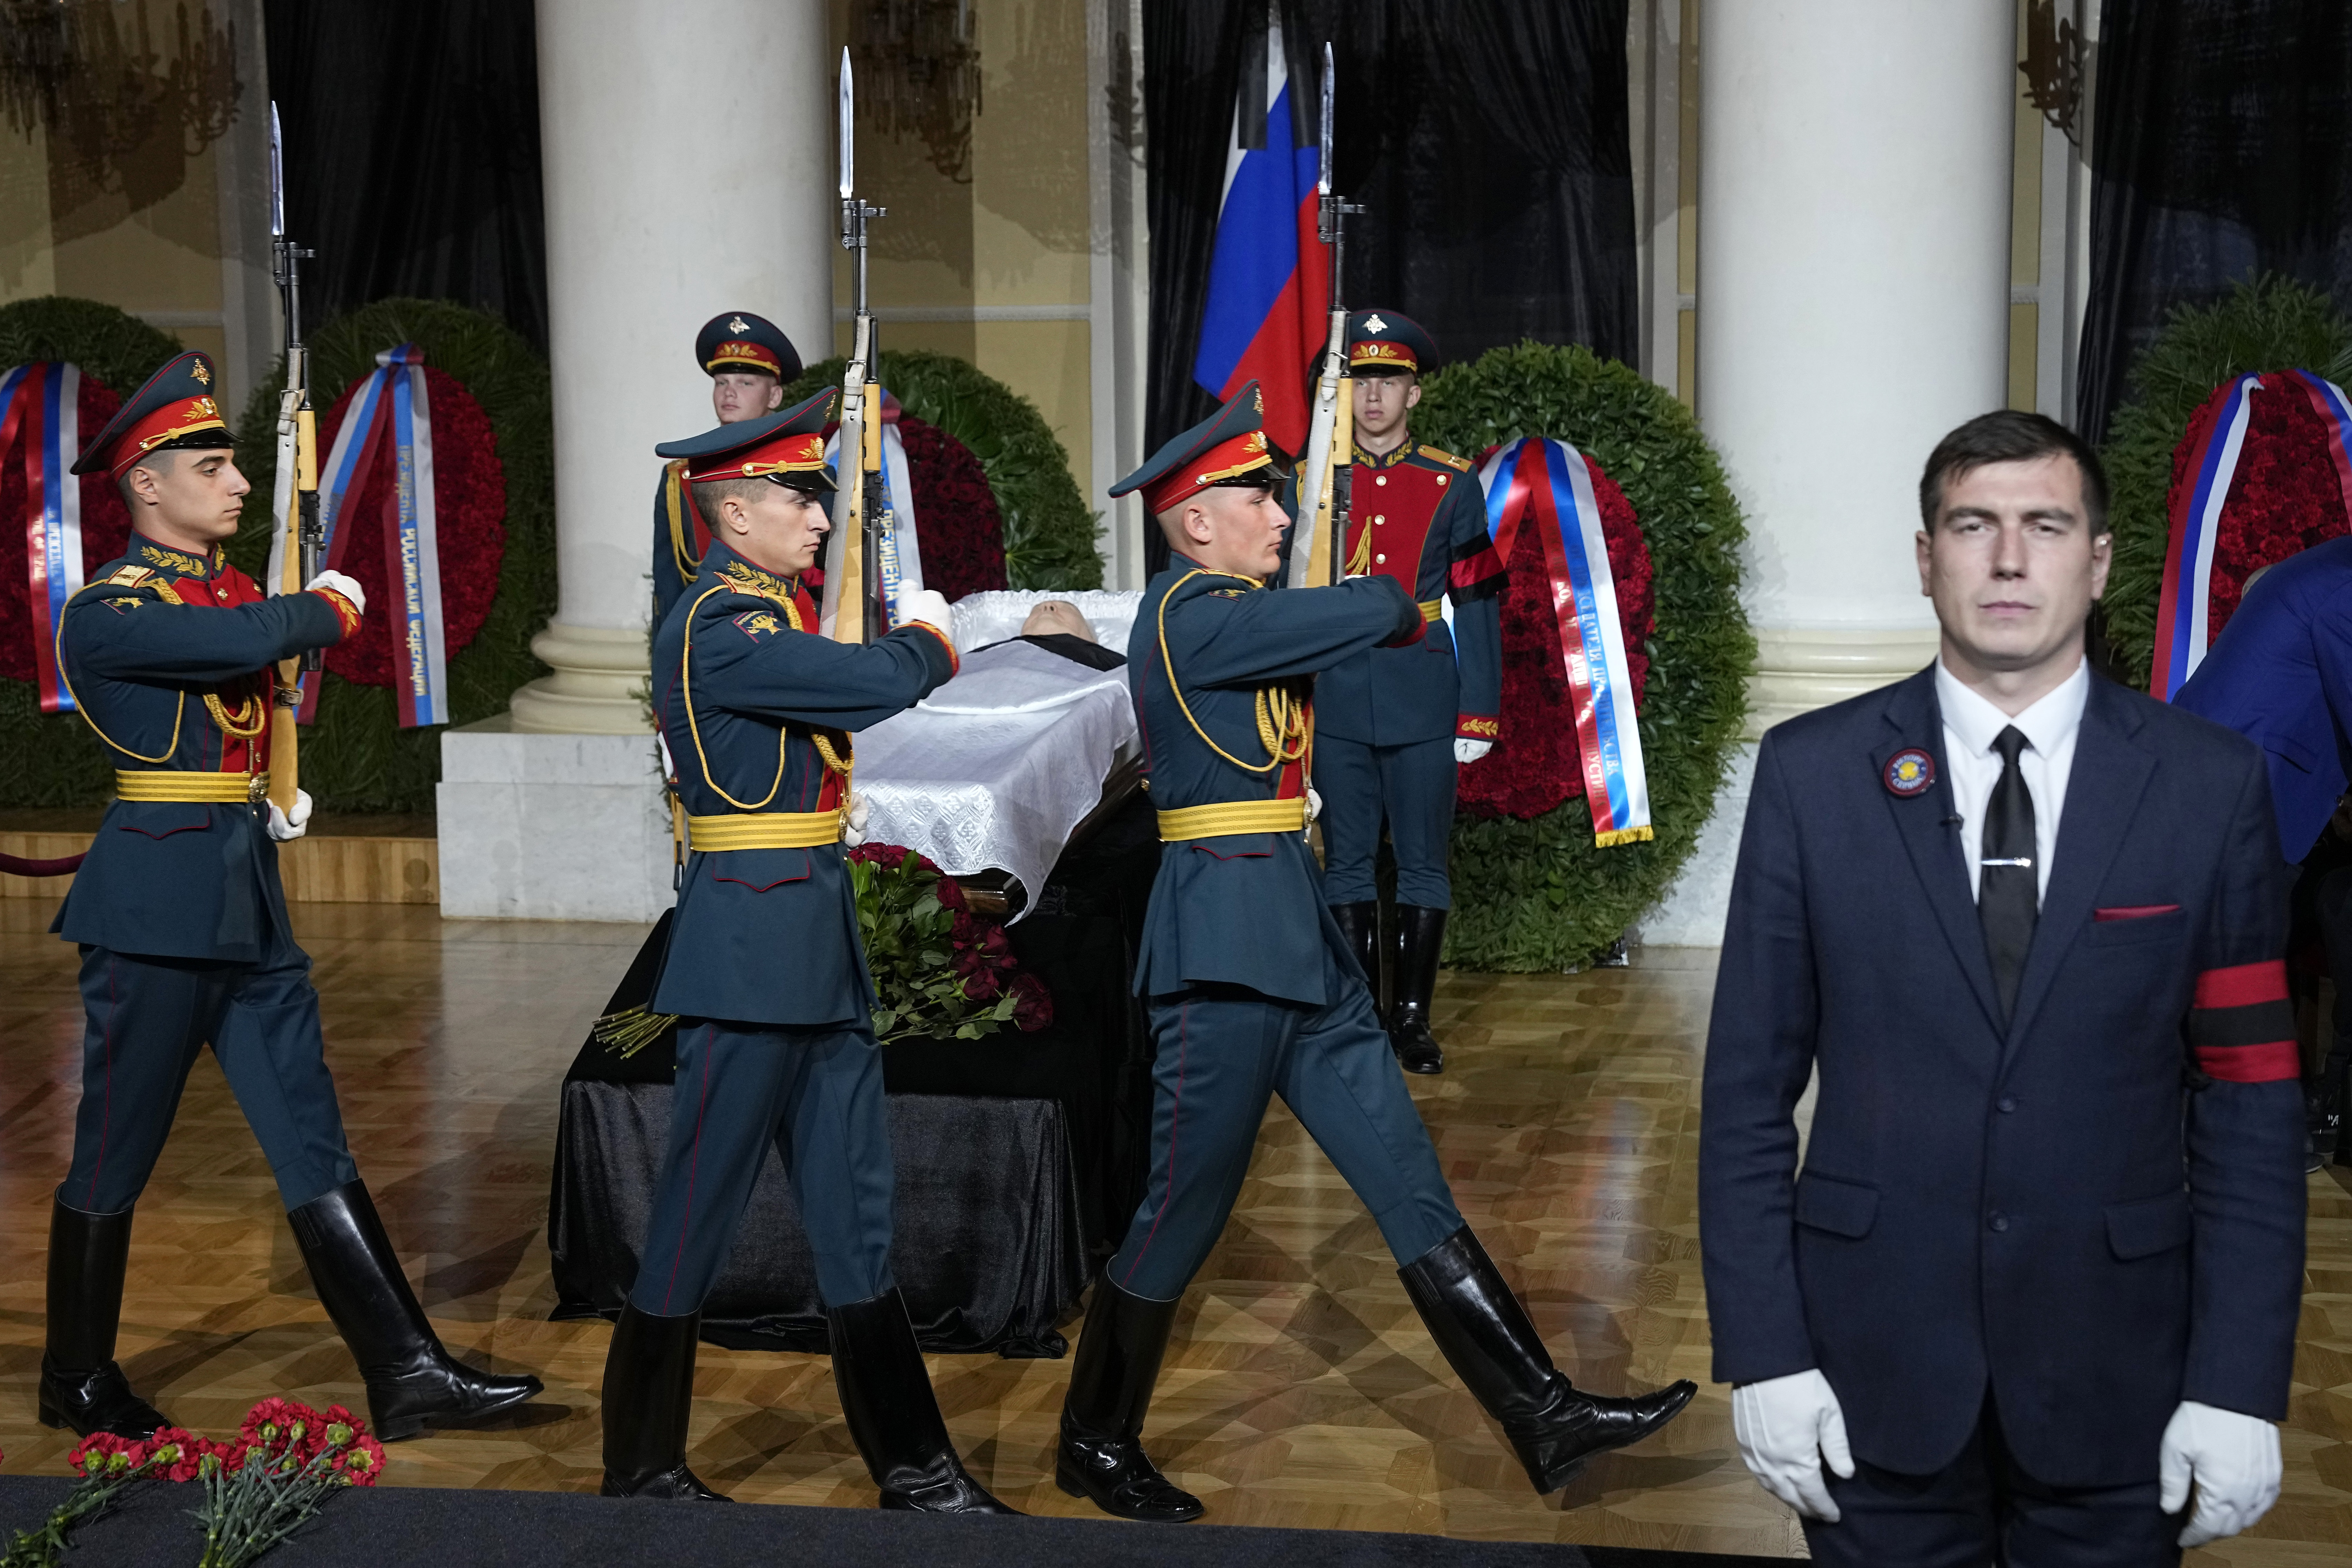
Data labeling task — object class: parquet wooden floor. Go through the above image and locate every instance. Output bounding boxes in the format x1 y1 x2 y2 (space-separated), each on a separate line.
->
2 900 2347 1559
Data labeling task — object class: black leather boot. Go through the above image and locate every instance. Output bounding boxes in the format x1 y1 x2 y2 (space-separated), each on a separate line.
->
1399 1228 1695 1493
287 1181 544 1441
39 1197 169 1439
1330 901 1382 1006
1390 904 1448 1074
829 1289 1018 1513
600 1305 726 1500
1056 1280 1203 1522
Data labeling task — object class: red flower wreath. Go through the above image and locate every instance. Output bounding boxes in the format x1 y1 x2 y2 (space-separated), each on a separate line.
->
897 412 1009 601
1456 455 1654 821
2170 373 2352 645
0 371 131 684
309 364 507 689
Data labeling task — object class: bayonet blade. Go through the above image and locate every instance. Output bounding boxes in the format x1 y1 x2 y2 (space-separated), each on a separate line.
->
1317 44 1333 198
838 49 855 199
269 101 285 237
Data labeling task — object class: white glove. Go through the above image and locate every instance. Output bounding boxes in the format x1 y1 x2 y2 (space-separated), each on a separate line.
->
2160 1400 2281 1547
1732 1369 1855 1523
1454 738 1493 765
1306 786 1322 824
305 570 366 617
895 588 953 638
265 788 313 843
840 794 871 849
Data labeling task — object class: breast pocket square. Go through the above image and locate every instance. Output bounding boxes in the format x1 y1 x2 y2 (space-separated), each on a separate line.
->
2093 904 2182 921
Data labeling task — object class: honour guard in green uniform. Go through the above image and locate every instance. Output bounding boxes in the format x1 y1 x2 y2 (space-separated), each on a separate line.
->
599 392 1014 1514
43 351 544 1442
1053 383 1693 1524
651 311 802 628
1317 312 1504 1075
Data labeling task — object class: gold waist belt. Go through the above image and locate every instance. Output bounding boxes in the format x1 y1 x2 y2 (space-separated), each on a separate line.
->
1419 599 1443 622
115 770 266 804
687 808 844 852
1156 798 1308 841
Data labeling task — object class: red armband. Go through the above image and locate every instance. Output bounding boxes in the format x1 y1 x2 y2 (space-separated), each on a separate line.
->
1449 542 1507 601
311 588 362 640
2189 960 2299 1082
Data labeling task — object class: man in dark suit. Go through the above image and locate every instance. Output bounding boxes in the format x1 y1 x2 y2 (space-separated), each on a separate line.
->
1701 411 2305 1564
45 351 542 1444
1053 383 1693 1526
599 393 1013 1514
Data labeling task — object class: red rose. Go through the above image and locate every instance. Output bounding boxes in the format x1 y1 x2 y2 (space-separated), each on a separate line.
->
935 875 967 911
1010 971 1053 1031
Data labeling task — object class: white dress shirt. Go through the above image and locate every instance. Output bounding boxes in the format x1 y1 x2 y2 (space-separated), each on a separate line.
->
1935 657 2089 906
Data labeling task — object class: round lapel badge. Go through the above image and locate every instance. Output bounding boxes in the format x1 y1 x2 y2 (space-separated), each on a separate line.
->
1883 747 1936 798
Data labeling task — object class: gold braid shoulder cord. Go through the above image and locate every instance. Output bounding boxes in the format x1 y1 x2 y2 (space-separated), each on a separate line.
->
601 578 855 1060
1156 569 1311 776
52 579 270 770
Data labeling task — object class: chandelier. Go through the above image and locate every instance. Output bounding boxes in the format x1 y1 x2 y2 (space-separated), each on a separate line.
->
2 0 242 212
849 0 982 185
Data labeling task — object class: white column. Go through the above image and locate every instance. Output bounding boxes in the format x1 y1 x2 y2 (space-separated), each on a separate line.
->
513 0 832 733
1699 0 2015 734
1641 1 2013 948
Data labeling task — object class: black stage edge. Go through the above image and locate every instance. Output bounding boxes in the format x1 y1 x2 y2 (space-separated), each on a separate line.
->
0 1476 1790 1568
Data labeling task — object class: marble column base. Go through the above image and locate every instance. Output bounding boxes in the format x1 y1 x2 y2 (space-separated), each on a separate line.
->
1637 625 1939 948
1743 625 1941 740
509 622 654 736
436 715 675 921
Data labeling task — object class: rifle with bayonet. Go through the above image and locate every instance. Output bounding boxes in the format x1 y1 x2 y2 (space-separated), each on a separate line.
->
827 48 890 645
1286 43 1363 592
267 102 319 816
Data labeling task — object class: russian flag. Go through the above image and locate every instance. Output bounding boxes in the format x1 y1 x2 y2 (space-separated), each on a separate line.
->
1191 8 1328 458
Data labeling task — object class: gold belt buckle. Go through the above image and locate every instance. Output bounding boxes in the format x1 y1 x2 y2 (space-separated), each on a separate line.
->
247 773 269 806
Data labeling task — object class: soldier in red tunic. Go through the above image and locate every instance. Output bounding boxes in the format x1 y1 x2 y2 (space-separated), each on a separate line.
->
1315 312 1505 1073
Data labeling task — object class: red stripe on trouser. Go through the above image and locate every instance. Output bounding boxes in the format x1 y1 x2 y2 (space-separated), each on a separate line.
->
661 1027 714 1314
2194 959 2288 1010
2195 1040 2302 1083
1119 1002 1188 1289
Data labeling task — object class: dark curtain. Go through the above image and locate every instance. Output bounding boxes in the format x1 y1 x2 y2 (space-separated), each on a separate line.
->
2078 0 2352 441
264 1 548 351
1141 0 1633 572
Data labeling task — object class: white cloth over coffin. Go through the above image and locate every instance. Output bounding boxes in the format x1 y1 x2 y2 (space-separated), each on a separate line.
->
855 637 1139 919
947 590 1143 657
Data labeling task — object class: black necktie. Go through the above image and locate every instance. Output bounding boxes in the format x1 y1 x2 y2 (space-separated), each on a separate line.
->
1980 725 2038 1022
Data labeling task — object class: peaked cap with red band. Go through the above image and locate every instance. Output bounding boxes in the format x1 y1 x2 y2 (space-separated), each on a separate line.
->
695 310 802 382
70 350 234 479
1346 309 1438 376
655 388 839 492
1110 379 1287 516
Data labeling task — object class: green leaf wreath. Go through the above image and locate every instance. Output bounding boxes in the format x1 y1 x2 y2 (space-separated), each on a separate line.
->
230 298 557 811
1412 342 1753 971
2096 276 2352 690
0 298 186 809
0 295 553 813
782 349 1103 591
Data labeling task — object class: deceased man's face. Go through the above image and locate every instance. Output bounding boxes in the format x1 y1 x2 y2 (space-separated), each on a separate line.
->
1022 601 1097 643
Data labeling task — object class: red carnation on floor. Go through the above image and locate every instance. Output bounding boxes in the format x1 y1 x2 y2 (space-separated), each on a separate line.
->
1458 453 1654 821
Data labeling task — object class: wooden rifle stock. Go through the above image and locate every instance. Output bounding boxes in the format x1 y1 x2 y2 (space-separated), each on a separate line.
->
268 391 315 815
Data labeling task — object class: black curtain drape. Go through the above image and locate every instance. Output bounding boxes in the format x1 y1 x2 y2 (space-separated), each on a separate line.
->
1141 0 1633 572
264 1 548 351
2079 0 2352 441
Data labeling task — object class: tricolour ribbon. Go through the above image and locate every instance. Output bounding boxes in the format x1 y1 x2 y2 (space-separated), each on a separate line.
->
1476 437 1652 846
821 386 925 630
2151 368 2352 701
269 344 449 726
0 362 85 713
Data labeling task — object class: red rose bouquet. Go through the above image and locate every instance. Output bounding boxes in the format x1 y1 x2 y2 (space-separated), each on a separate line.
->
848 843 1053 1042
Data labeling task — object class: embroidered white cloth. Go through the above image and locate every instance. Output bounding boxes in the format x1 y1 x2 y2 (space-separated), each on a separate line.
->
856 637 1139 918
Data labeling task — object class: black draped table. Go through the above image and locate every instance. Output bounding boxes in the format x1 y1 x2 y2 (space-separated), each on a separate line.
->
548 792 1161 1357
